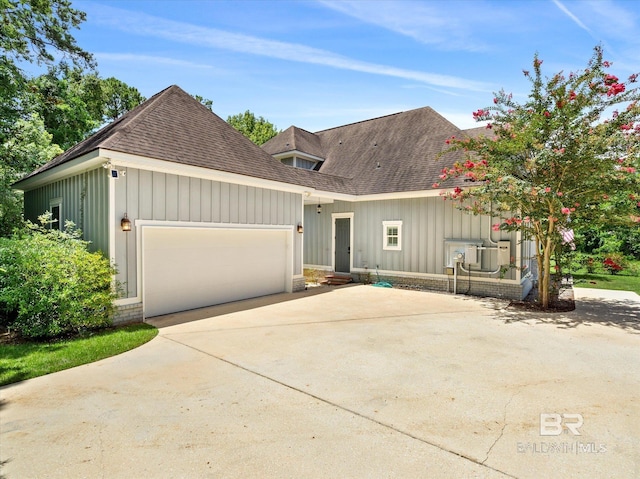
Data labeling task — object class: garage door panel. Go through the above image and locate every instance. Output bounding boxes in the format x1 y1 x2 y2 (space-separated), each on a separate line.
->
143 227 288 317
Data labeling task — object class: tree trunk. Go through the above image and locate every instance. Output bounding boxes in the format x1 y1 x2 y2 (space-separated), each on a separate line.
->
535 236 543 304
539 219 556 309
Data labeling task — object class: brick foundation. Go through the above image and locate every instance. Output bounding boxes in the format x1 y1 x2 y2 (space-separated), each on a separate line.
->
293 277 306 292
351 272 529 300
113 302 143 325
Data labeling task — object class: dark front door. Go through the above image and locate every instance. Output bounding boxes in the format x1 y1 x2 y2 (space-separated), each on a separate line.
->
335 217 350 273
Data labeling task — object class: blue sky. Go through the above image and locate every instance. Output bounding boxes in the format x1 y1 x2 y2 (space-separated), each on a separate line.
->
58 0 640 132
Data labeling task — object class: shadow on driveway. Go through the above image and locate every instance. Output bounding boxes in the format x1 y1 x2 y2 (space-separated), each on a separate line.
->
146 284 350 328
495 289 640 333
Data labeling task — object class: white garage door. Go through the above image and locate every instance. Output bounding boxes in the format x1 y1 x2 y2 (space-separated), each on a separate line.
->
142 227 289 317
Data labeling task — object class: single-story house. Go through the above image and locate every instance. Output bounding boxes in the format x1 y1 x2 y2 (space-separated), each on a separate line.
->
14 85 533 322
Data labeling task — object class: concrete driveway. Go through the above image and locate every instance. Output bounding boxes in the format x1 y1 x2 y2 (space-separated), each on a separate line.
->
1 286 639 478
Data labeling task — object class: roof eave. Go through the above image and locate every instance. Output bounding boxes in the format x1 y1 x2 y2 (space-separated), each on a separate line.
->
12 149 104 192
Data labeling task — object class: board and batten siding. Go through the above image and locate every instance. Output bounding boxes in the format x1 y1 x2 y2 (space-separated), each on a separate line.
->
23 167 109 254
114 167 303 299
304 198 518 279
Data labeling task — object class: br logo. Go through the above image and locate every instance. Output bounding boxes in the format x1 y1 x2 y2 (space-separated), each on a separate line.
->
540 413 583 436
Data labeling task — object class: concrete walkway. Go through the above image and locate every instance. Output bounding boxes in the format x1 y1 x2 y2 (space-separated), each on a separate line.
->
1 286 639 478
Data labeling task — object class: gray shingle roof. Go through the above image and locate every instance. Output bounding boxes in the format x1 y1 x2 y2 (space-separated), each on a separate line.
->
19 85 469 197
264 126 325 159
18 85 304 187
263 106 468 195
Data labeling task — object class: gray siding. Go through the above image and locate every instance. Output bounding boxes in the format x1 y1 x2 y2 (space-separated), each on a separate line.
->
115 168 303 299
23 168 109 254
304 198 518 279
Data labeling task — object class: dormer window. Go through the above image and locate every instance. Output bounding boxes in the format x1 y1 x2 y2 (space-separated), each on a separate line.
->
276 153 323 170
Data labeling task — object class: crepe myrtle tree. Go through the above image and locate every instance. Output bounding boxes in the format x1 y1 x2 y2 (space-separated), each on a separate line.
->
437 46 640 309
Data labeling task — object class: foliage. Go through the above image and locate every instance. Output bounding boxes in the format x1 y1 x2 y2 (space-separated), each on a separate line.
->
0 0 94 237
0 323 157 385
227 110 279 145
0 0 94 141
27 66 145 149
572 259 640 294
102 77 146 121
438 46 640 308
602 253 627 274
0 214 116 338
0 113 62 236
192 94 213 111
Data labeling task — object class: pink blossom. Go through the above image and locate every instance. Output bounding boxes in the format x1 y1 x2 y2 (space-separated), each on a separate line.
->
472 109 488 120
493 97 498 104
603 61 611 67
607 83 625 96
629 73 638 83
545 187 551 193
561 207 571 215
544 111 551 118
432 183 440 188
492 224 501 232
604 74 619 85
557 191 563 197
621 123 633 130
569 91 577 101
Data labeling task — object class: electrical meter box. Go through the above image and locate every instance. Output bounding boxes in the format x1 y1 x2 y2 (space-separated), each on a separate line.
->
497 240 511 265
444 240 483 268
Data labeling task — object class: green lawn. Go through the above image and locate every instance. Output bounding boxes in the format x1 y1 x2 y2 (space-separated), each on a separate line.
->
572 259 640 295
0 323 158 386
573 272 640 295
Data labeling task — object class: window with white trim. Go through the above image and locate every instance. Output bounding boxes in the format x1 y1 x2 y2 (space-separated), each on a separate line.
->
383 221 402 251
49 198 62 230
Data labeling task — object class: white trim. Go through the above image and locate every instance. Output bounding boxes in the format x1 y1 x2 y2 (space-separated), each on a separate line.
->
102 149 309 195
303 264 332 271
48 197 62 230
135 220 295 319
134 219 294 230
365 267 521 284
273 150 325 163
108 170 117 294
13 151 103 191
331 212 354 273
114 297 141 306
382 220 403 251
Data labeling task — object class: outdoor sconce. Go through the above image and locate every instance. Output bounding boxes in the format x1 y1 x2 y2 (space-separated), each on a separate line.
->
297 223 304 234
121 213 132 232
317 204 322 214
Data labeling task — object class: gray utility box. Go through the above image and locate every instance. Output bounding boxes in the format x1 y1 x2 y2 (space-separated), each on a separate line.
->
444 239 483 268
497 240 511 265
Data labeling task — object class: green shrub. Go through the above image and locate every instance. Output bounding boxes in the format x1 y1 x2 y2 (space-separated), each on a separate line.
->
0 216 116 339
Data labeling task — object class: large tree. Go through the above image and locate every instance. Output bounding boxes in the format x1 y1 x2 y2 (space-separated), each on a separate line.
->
28 66 145 149
0 0 94 138
1 0 94 236
438 46 640 308
227 110 279 145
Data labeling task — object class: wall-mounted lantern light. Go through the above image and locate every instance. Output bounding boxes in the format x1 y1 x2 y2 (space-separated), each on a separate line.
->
297 223 304 234
121 213 132 232
317 204 322 214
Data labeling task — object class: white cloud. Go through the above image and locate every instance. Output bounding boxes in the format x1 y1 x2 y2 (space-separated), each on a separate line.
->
88 4 493 92
318 0 513 52
95 53 215 69
552 0 593 33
